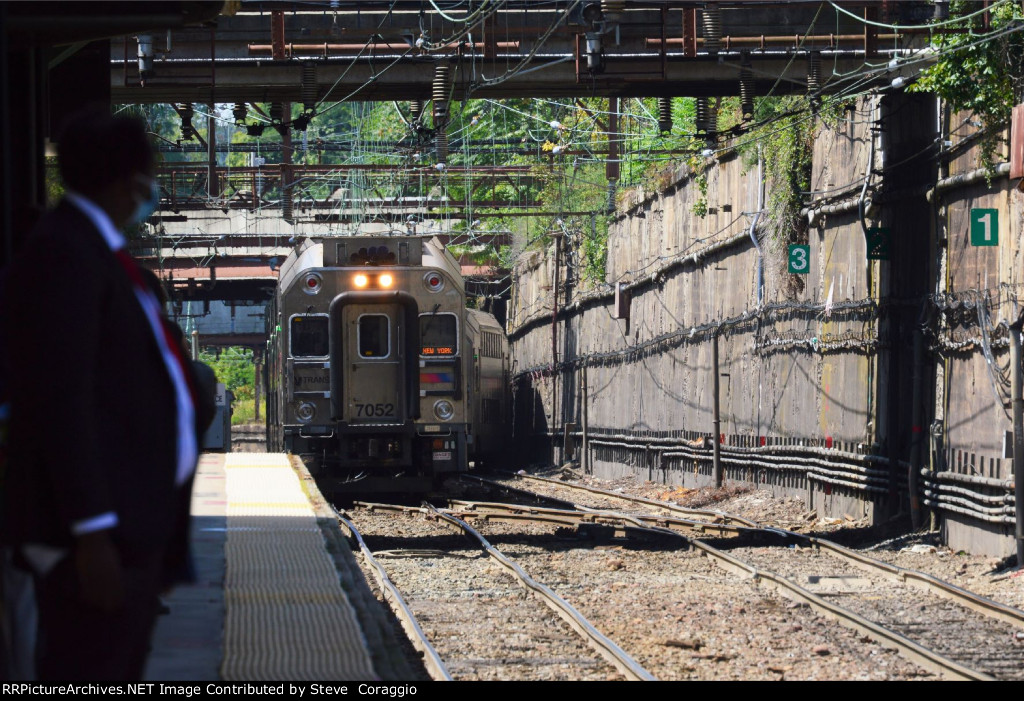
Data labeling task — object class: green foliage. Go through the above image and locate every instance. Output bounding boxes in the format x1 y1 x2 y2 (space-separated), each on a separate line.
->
579 215 610 283
911 0 1024 167
687 154 709 218
229 386 265 426
737 96 815 245
44 156 64 207
199 346 262 424
200 346 255 394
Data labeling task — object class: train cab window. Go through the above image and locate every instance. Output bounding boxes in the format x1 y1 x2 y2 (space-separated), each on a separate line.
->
358 314 390 358
420 312 457 357
291 315 329 357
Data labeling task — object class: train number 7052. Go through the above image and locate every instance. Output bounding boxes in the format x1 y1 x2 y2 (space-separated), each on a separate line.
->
355 403 395 417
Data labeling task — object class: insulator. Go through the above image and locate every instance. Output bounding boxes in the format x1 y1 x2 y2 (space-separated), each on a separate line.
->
585 32 603 72
740 60 754 119
269 102 283 124
410 99 424 124
432 64 451 125
706 101 718 138
695 97 709 134
435 128 449 165
701 5 722 54
657 97 672 133
232 102 247 124
605 181 617 213
301 62 317 113
282 187 293 222
176 103 194 138
807 52 822 94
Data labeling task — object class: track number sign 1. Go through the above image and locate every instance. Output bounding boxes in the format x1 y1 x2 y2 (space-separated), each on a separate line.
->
970 208 999 246
788 244 810 274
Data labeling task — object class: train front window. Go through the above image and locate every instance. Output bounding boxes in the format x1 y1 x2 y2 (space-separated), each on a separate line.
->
420 313 457 357
291 315 328 357
358 314 390 358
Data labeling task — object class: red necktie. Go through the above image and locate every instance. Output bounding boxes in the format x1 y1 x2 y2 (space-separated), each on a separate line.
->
113 249 199 405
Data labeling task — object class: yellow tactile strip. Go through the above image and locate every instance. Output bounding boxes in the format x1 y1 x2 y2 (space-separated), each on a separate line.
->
221 453 377 681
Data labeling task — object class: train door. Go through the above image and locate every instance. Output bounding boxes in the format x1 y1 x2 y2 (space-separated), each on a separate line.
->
342 303 405 424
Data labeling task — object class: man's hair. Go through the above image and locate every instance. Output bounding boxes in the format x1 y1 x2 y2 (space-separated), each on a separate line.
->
57 106 154 194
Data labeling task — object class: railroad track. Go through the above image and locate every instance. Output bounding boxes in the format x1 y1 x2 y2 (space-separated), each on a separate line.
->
456 477 1024 680
338 502 655 681
729 542 1024 680
464 472 759 528
403 499 940 679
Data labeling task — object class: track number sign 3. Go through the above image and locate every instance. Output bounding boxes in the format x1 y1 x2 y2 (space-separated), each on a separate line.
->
788 244 810 274
970 208 999 246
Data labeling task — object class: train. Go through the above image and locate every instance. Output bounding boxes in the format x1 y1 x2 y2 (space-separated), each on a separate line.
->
266 235 510 493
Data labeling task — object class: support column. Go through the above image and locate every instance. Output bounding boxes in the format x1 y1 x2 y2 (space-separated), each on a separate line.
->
207 106 218 198
712 332 722 488
1011 317 1024 568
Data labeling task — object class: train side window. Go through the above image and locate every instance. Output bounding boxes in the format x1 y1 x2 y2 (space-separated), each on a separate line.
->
358 314 390 358
419 312 458 357
291 315 329 357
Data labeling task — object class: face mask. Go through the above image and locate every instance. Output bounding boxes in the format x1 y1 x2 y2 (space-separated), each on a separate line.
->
127 176 160 228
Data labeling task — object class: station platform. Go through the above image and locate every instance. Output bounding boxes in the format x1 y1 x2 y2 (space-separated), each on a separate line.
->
144 453 416 681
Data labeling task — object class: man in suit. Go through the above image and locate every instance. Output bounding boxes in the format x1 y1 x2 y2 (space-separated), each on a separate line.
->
1 107 200 680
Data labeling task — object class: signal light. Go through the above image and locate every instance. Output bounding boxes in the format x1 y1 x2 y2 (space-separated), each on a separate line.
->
302 273 322 295
424 271 444 292
354 273 369 288
379 273 394 288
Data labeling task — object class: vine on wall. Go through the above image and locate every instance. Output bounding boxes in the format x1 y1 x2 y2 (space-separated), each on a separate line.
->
911 0 1024 168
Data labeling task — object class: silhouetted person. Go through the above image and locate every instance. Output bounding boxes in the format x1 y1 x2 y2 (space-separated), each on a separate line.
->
1 106 201 680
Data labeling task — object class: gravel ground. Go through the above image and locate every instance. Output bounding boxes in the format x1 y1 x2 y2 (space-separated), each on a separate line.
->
486 468 1024 613
467 516 931 681
335 468 1024 681
728 543 1024 680
346 508 621 681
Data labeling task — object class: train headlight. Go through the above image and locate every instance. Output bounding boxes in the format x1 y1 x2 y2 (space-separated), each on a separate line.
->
433 399 454 421
296 402 316 423
424 271 445 293
379 273 394 288
302 273 322 295
354 273 369 288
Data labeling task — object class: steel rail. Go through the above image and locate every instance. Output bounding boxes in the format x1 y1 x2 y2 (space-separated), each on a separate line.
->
684 538 997 681
459 483 1012 679
548 508 997 680
480 476 1024 631
476 472 761 528
806 537 1024 632
457 474 584 510
333 507 453 682
420 504 658 682
357 499 654 538
447 498 748 538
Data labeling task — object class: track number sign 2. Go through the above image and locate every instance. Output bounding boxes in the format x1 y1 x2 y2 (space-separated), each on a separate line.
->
970 208 999 246
866 227 890 260
788 244 810 274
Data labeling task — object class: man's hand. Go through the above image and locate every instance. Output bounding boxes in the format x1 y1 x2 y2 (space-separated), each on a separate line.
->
74 530 125 611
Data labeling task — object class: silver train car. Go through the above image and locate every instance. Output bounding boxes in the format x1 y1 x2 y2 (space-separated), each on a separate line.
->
266 235 509 493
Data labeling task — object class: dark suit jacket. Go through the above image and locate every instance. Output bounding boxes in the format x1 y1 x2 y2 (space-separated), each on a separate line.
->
2 200 195 575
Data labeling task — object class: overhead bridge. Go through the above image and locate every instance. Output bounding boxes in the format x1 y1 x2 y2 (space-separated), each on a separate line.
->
110 2 934 104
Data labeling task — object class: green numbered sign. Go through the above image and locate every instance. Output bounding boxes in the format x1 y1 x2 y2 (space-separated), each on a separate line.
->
867 227 890 260
788 244 810 274
970 208 998 246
